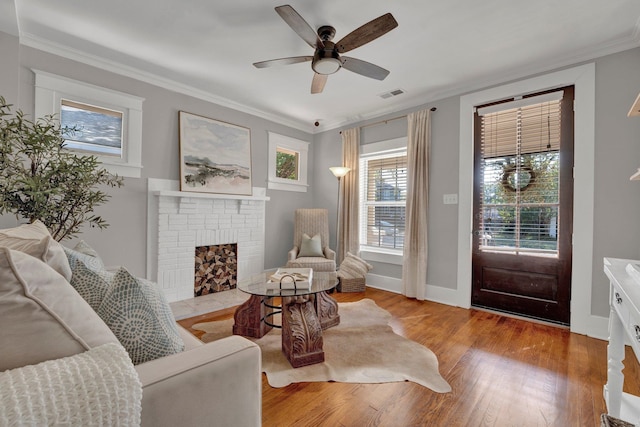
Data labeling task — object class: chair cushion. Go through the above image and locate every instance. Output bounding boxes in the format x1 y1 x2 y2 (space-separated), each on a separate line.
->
338 251 373 279
298 233 324 257
95 268 185 365
0 247 119 372
0 221 72 280
287 256 336 272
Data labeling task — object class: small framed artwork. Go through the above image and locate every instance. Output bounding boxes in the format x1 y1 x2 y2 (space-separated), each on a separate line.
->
179 111 252 195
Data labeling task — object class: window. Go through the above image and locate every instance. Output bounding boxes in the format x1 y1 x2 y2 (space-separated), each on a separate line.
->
275 147 299 180
359 137 407 255
267 132 309 192
476 90 564 256
60 99 123 157
34 69 144 178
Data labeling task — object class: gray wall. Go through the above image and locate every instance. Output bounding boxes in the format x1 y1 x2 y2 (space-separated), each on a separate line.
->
591 48 640 316
314 47 640 318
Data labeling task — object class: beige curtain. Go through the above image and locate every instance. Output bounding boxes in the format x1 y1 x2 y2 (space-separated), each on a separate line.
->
402 109 431 299
338 127 360 264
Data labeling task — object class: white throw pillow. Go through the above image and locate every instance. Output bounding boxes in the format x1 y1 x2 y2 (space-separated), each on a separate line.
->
299 233 324 257
0 220 72 280
0 248 119 372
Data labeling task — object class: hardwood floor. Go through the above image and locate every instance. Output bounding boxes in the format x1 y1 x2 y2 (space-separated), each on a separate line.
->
178 287 640 427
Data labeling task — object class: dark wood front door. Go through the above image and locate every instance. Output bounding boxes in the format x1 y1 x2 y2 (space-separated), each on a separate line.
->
471 86 574 325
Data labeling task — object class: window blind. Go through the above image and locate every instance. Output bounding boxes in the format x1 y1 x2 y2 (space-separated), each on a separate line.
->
477 91 564 255
359 151 407 251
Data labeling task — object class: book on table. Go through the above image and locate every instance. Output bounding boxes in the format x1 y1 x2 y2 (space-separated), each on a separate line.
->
267 268 313 289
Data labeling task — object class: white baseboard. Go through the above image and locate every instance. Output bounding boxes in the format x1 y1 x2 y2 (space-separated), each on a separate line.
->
582 314 610 341
365 273 460 307
365 273 402 293
365 272 611 340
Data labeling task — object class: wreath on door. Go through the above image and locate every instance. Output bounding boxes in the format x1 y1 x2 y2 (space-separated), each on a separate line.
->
500 164 536 192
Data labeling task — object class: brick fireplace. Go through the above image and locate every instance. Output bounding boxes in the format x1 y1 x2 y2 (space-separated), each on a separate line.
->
146 178 269 303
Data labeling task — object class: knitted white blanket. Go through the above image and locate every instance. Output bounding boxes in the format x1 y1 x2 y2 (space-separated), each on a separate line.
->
0 343 142 426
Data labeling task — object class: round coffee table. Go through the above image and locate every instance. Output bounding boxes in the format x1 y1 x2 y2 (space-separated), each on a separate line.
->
233 271 339 368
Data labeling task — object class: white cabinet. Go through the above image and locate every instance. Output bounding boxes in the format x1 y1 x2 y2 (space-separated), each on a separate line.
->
604 257 640 424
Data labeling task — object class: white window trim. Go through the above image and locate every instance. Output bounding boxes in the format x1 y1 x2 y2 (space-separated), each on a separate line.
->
33 69 144 178
359 137 407 264
267 132 309 192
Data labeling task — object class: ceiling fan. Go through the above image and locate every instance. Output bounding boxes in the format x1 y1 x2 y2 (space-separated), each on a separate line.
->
253 5 398 94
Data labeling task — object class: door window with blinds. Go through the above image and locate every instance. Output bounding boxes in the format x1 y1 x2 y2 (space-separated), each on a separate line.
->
476 90 564 256
359 148 407 251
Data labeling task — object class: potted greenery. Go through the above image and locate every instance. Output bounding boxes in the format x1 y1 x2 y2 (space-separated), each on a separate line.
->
0 96 123 241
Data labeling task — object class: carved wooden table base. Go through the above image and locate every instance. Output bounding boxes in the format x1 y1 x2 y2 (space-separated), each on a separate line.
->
233 291 340 367
233 295 273 338
314 291 340 329
282 295 324 367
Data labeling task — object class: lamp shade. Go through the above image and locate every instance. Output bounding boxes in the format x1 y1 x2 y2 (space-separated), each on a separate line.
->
329 166 351 178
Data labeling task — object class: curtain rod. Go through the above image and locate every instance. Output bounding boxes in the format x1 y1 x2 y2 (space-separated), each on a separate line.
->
339 107 436 134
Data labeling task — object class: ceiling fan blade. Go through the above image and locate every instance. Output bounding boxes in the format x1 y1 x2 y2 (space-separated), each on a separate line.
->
336 13 398 53
311 73 327 94
342 57 390 80
275 5 324 49
253 56 313 68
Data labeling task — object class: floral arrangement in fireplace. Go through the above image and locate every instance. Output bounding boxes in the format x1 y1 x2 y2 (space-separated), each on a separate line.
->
194 244 238 296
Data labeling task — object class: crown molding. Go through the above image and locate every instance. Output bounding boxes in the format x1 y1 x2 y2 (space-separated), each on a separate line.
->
319 33 640 133
18 32 315 134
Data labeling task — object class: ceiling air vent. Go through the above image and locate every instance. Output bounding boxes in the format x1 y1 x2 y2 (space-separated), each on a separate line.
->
379 89 405 99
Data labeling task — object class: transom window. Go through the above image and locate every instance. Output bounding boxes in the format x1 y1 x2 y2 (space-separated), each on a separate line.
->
267 132 309 192
60 99 124 157
275 146 299 180
33 69 144 178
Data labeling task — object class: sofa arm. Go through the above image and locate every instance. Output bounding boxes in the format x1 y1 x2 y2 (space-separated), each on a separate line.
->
177 324 203 350
287 246 299 262
135 335 261 427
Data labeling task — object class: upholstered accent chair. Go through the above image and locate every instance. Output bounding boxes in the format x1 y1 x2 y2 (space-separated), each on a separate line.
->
286 208 336 272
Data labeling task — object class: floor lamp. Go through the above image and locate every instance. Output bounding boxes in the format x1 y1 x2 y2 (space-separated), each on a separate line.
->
329 166 351 263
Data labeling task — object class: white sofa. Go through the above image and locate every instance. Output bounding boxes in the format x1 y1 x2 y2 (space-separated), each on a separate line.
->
136 329 261 427
0 222 261 426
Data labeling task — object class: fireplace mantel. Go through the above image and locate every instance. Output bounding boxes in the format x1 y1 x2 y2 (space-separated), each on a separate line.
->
154 190 270 202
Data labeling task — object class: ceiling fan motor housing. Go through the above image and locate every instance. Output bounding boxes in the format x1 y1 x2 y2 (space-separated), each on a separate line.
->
312 40 343 75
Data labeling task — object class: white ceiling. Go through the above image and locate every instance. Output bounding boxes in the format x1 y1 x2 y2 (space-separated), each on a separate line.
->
3 0 640 133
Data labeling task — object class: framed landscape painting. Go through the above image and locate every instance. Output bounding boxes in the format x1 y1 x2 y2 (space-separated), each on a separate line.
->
179 111 252 195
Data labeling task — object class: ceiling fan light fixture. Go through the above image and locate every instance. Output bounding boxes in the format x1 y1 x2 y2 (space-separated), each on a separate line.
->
313 56 342 75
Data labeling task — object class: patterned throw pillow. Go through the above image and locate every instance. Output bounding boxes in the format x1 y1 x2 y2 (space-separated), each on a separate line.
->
64 241 106 273
69 261 115 311
95 268 184 365
338 252 373 279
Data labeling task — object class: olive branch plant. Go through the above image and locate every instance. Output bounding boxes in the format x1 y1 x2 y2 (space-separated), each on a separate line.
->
0 96 123 241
